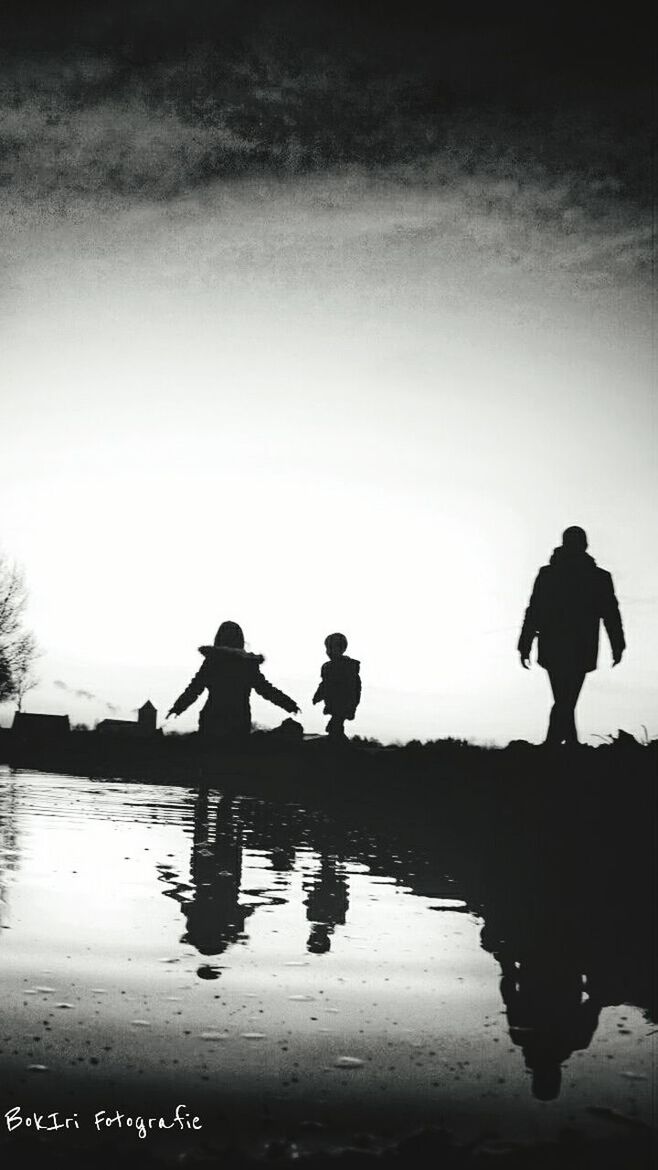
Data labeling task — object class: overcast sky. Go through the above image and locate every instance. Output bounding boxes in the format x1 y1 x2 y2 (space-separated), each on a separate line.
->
1 3 654 743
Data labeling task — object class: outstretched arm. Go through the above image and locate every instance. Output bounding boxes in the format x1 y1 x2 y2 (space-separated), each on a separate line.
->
253 670 299 714
167 664 208 718
601 572 625 664
518 572 542 667
312 666 326 705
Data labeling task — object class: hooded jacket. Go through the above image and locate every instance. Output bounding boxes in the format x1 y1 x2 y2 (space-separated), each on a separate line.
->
313 655 361 719
518 548 625 672
170 645 298 736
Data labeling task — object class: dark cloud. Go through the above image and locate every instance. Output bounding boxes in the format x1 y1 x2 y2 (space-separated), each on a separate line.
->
0 3 651 207
2 3 650 75
50 677 122 713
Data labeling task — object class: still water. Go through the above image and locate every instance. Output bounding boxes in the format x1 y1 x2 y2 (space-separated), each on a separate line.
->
0 768 653 1156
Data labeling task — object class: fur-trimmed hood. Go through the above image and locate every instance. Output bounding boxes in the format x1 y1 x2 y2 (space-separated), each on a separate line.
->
198 645 265 665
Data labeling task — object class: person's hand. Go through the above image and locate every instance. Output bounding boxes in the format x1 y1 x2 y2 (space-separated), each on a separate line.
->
519 653 530 670
612 651 623 667
312 695 320 705
290 703 301 715
165 708 177 719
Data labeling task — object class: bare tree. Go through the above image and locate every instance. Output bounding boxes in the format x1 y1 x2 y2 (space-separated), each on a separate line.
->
0 554 38 706
13 632 40 711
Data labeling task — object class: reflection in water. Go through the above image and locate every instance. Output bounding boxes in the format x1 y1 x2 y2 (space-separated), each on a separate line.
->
497 953 600 1100
474 791 655 1100
479 860 602 1100
153 779 654 1100
0 765 654 1161
304 853 349 954
0 779 20 933
185 792 253 957
160 789 254 971
268 843 296 872
477 845 602 1100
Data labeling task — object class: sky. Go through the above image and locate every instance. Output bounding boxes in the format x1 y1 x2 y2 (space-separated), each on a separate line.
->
1 3 655 744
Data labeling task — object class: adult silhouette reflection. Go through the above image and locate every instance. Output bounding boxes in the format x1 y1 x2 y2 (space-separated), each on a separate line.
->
167 620 299 738
518 527 625 744
182 790 254 963
495 949 600 1100
472 779 658 1101
304 853 349 954
479 864 603 1100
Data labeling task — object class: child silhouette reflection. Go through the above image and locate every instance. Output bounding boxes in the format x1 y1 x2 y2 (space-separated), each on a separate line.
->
183 791 254 964
304 853 349 954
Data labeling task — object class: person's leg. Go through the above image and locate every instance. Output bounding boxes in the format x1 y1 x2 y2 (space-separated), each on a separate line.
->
545 669 565 744
326 715 345 739
562 670 587 745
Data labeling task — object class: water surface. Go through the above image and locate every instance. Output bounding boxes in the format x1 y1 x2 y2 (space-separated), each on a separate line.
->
0 769 653 1157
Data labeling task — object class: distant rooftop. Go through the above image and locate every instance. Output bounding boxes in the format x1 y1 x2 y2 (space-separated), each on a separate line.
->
12 712 71 735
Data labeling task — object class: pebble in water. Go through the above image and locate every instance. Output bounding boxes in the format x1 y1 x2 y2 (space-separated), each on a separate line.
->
130 1020 152 1027
241 1032 266 1040
334 1056 365 1069
28 1065 48 1072
54 1003 74 1010
199 1032 230 1041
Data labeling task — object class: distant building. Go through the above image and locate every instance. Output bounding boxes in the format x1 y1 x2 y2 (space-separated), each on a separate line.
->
138 700 157 734
96 700 158 737
12 712 71 738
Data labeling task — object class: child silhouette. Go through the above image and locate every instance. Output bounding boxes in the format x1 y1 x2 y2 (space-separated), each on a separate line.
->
167 620 299 738
312 632 361 739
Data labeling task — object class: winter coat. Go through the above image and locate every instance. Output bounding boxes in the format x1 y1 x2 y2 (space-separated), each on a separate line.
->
518 548 625 673
171 645 297 736
313 656 361 719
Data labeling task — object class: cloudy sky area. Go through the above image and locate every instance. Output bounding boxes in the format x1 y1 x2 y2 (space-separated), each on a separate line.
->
1 2 655 743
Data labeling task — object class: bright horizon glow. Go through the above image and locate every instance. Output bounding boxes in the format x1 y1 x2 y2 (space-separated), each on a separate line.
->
2 174 656 744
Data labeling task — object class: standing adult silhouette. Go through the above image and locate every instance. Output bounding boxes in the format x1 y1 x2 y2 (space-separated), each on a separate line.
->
167 620 299 737
518 527 625 745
